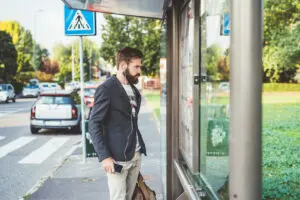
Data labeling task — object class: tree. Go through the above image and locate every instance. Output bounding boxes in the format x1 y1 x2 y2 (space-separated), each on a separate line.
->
0 31 17 82
205 44 222 81
263 0 300 82
217 49 230 81
53 38 100 84
0 21 34 74
100 15 161 77
40 59 59 75
35 44 50 71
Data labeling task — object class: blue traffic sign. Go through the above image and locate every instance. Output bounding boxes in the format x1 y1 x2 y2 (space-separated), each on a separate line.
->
223 13 230 35
64 5 96 36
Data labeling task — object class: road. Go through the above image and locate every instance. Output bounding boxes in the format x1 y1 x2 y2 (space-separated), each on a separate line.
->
0 99 81 200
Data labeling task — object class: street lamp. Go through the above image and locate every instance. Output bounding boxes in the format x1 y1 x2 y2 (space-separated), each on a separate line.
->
33 9 44 78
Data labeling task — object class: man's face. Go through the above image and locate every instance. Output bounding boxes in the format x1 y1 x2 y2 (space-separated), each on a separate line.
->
122 58 142 84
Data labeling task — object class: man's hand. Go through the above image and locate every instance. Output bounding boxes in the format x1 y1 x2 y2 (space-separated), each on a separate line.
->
102 157 115 173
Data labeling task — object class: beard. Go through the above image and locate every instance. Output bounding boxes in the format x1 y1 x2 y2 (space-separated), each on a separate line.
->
123 68 140 84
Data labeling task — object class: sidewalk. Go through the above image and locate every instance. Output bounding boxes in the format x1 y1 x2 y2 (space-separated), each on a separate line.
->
26 97 163 200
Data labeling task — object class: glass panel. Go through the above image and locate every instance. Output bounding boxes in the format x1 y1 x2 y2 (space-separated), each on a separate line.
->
199 0 230 198
179 0 198 171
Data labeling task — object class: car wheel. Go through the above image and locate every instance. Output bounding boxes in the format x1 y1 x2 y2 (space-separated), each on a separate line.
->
5 98 9 103
30 125 40 134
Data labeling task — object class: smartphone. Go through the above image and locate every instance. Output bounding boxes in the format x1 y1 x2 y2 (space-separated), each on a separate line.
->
114 163 123 173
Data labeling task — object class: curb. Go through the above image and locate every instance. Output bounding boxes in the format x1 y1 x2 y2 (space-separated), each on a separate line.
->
21 140 82 200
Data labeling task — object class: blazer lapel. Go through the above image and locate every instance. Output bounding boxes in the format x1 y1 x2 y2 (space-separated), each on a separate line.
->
131 84 141 113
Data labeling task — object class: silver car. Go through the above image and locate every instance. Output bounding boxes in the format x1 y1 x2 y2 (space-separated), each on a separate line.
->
30 91 81 134
22 84 40 97
0 84 16 103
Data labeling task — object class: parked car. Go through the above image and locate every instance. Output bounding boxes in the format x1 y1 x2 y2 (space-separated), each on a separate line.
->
0 84 16 103
29 78 39 86
219 82 230 92
83 85 98 108
65 82 78 92
30 91 81 134
39 82 61 93
22 83 40 97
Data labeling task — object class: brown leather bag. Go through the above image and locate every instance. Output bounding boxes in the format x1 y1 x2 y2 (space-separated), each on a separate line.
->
132 173 156 200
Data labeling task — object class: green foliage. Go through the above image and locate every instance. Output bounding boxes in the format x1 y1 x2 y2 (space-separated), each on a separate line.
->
0 31 17 82
263 83 300 92
262 103 300 199
100 15 161 77
263 0 300 82
205 44 222 81
0 21 34 74
35 44 50 71
53 38 100 84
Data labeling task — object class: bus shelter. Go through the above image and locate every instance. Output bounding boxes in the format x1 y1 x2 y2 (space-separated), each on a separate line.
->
62 0 263 199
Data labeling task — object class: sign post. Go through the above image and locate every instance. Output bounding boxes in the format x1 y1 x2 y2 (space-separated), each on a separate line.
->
64 5 96 163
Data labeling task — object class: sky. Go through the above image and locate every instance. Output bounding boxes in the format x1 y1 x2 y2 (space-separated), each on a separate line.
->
0 0 105 56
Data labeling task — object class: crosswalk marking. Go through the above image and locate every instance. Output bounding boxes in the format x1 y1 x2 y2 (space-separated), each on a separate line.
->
0 136 5 141
19 137 69 164
0 136 36 159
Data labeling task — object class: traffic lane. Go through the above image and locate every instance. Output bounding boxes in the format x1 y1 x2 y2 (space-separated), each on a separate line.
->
0 99 36 118
0 111 81 200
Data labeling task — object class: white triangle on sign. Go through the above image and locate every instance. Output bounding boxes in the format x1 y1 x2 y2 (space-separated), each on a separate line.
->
68 10 91 31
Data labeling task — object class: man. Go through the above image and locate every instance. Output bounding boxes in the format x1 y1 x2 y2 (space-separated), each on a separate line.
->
89 47 147 200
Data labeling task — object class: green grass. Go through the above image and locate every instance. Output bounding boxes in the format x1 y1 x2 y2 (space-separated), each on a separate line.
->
263 83 300 92
143 90 160 120
262 103 300 200
207 93 300 199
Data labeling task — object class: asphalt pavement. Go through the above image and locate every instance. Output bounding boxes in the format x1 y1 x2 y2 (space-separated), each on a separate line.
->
0 98 81 200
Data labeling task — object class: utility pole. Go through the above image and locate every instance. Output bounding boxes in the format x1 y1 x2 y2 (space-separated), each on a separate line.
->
89 48 92 81
72 43 75 82
79 36 86 163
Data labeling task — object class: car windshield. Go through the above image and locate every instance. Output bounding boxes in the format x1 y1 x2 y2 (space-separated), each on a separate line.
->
25 84 39 89
0 85 7 91
37 96 73 105
84 88 96 96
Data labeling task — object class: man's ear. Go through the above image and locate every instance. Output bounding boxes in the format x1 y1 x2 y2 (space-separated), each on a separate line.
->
119 61 127 71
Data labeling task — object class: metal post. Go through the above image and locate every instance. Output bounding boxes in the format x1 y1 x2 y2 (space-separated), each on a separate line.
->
79 36 87 162
230 0 262 199
72 43 75 82
90 48 92 81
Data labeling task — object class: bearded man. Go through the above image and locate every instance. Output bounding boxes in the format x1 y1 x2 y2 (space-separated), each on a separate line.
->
89 47 147 200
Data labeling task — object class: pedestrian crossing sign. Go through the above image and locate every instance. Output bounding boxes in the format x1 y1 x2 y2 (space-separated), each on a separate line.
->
64 5 96 36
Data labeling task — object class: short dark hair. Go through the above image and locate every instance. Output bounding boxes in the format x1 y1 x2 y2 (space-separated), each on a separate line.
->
116 47 143 69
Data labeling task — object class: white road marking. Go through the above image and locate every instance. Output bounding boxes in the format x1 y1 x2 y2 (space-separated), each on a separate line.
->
0 136 36 159
0 136 5 141
0 108 28 118
19 137 69 164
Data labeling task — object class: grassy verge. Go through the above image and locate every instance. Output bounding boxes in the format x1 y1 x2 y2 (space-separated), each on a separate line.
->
143 89 160 120
210 92 300 199
262 102 300 199
263 83 300 92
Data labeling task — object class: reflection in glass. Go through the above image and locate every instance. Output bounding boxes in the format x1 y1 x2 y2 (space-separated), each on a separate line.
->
199 0 230 199
179 1 197 171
